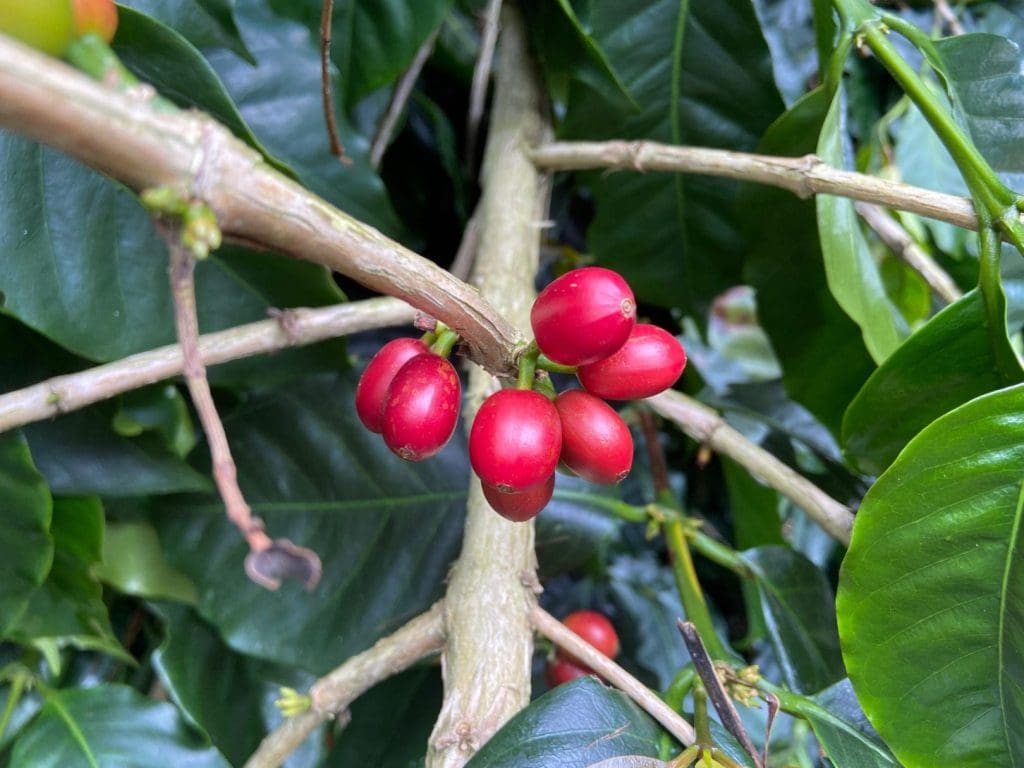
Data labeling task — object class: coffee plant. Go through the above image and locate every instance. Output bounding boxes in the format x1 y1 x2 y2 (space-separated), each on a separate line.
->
0 0 1021 766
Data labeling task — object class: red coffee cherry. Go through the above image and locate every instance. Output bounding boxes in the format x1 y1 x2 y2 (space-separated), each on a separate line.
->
554 390 633 484
380 354 461 461
469 389 561 491
355 338 429 433
73 0 118 43
577 324 686 400
482 474 554 522
530 267 636 366
545 656 592 687
559 610 620 662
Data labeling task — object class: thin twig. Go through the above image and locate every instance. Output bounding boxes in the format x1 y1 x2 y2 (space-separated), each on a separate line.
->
0 34 522 376
677 622 761 768
245 602 446 768
449 213 480 281
855 200 963 304
426 7 547 765
164 234 321 591
646 391 854 546
319 0 350 165
532 606 696 746
466 0 503 169
0 297 414 435
933 0 965 35
530 140 987 232
638 410 670 494
370 28 440 169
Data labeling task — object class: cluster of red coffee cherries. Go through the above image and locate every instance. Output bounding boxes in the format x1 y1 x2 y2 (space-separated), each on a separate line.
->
546 610 620 686
355 267 686 521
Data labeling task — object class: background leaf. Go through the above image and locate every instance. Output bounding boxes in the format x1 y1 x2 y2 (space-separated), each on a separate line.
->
97 522 198 604
463 676 662 768
0 433 53 637
558 0 784 314
837 384 1024 767
118 0 255 62
804 679 898 768
153 372 468 674
741 546 844 694
9 685 229 768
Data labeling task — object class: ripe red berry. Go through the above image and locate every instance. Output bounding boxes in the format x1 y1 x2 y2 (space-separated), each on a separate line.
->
577 324 686 400
73 0 118 43
380 354 461 461
469 389 561 491
545 656 592 687
554 390 633 484
482 474 554 522
355 338 429 433
560 610 620 662
530 267 636 366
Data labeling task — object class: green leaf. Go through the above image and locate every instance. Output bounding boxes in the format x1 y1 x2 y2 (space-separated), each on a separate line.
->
118 0 256 63
804 679 898 768
151 603 318 766
0 433 53 637
97 522 198 604
560 0 784 313
842 289 1023 475
837 384 1024 767
743 87 875 435
932 33 1024 192
269 0 453 110
7 497 128 663
113 7 288 173
723 457 783 549
325 666 441 767
464 676 662 767
204 3 405 235
153 372 468 674
538 478 626 576
0 135 345 365
816 88 906 364
113 385 196 458
741 546 844 695
9 685 229 768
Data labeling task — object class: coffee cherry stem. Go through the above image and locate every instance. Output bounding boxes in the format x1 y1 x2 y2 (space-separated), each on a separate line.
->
65 34 177 111
515 346 538 391
429 327 460 357
535 353 577 375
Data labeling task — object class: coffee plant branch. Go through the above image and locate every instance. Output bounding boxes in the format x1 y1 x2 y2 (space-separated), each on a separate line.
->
245 602 446 768
427 6 547 766
0 32 521 375
530 140 984 232
646 392 855 545
531 605 697 746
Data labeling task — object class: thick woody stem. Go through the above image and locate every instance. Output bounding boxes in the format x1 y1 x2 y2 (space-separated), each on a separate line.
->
646 391 854 546
0 33 520 375
0 297 413 435
245 602 446 768
531 606 696 746
426 6 548 766
530 140 987 232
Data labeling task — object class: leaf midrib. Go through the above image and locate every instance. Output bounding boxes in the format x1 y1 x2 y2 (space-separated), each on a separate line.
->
997 477 1024 767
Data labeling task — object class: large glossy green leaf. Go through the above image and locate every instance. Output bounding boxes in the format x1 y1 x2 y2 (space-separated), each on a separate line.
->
464 676 662 767
837 384 1024 767
817 89 906 364
119 0 255 62
0 433 53 637
842 289 1022 475
743 88 875 435
803 679 898 768
97 522 198 604
559 0 784 313
151 603 320 767
153 372 468 674
7 498 126 662
268 0 453 110
9 685 229 768
741 546 844 695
